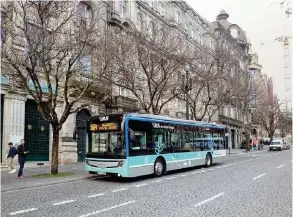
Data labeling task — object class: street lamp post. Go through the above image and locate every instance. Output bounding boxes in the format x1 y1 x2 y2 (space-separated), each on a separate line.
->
185 65 191 120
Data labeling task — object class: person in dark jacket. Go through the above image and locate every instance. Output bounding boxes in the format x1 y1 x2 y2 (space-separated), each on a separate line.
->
17 139 29 178
7 142 17 174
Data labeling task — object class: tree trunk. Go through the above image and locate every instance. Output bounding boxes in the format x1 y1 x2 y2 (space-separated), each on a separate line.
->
51 127 60 174
245 132 250 152
269 133 274 143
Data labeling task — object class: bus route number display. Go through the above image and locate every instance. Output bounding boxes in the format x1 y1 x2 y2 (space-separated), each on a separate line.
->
90 123 119 131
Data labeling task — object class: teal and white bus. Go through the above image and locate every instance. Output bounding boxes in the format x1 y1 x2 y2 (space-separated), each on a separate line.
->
85 113 226 177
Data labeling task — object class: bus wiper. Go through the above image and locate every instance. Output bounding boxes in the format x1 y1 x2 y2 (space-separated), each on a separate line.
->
104 152 119 158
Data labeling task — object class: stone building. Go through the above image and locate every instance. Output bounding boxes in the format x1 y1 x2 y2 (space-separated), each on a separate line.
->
209 10 251 149
0 0 213 164
249 52 269 140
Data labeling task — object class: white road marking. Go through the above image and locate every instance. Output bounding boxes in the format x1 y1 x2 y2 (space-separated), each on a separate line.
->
135 183 147 187
9 208 38 215
194 192 225 207
152 179 162 183
207 168 215 171
253 173 266 180
79 200 136 217
87 193 105 198
112 188 127 193
276 165 284 169
180 174 187 177
166 176 177 180
53 200 76 206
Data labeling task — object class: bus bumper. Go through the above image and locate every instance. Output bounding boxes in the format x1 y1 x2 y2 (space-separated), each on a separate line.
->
85 159 128 177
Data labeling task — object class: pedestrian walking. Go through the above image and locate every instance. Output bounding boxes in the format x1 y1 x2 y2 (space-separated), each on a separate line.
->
16 139 29 178
7 142 17 174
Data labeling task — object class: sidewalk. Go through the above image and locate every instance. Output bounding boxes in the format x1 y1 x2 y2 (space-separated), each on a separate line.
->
226 146 269 155
1 163 93 192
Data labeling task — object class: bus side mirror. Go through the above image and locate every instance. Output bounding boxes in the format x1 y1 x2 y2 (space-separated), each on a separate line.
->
73 127 77 141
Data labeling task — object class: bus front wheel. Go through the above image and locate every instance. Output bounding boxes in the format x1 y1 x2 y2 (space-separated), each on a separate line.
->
154 158 165 177
205 153 212 167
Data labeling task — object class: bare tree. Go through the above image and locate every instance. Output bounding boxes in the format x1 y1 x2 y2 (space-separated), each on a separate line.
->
254 95 283 142
107 24 187 114
1 1 111 174
179 35 240 122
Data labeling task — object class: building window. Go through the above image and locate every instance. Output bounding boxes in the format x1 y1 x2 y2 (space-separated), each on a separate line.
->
1 11 7 45
148 0 153 8
79 55 92 74
175 10 180 23
209 40 213 49
199 34 203 45
191 29 194 39
160 3 165 17
77 2 92 29
149 21 156 38
137 13 143 31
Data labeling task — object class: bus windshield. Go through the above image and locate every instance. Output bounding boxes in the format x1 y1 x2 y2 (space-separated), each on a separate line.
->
91 132 126 157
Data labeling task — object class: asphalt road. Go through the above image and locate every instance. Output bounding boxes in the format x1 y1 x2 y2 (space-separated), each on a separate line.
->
1 149 292 217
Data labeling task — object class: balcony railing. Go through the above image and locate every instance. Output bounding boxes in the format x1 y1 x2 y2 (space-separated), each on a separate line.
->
113 95 138 110
218 114 244 128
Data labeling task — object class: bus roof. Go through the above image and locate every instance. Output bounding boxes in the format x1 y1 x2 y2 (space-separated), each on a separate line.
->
90 112 225 129
125 113 226 129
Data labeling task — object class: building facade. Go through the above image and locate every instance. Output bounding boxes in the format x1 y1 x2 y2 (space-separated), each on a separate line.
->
249 53 269 140
209 10 251 149
1 0 214 164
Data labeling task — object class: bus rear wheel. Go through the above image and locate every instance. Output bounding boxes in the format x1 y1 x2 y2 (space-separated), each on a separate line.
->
154 158 165 177
205 153 212 167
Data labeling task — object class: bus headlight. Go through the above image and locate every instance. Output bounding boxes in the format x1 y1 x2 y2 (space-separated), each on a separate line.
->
118 161 124 167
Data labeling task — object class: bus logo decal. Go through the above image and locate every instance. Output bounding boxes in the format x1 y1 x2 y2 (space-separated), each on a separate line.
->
155 141 165 154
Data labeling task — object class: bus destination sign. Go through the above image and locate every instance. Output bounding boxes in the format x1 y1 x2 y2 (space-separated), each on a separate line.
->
90 123 119 131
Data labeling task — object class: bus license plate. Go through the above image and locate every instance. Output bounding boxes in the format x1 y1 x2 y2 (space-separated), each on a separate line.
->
98 172 106 175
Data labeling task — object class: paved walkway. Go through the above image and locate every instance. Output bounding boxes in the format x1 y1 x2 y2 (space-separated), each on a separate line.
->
1 163 94 192
226 146 269 155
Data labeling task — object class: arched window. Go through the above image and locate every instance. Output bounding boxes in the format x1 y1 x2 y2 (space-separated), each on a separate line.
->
137 13 143 31
77 2 92 29
120 0 127 18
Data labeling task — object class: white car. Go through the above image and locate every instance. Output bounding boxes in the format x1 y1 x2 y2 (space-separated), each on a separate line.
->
269 140 284 151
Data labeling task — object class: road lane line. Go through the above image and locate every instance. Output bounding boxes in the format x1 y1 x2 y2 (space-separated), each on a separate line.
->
166 176 177 180
194 192 224 207
87 193 105 198
135 183 147 187
207 168 215 171
252 173 266 180
53 200 76 206
112 188 127 193
9 208 38 215
180 174 187 177
153 179 162 183
79 200 136 217
276 165 284 169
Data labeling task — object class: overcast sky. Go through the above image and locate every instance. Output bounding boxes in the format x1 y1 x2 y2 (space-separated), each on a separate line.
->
186 0 292 104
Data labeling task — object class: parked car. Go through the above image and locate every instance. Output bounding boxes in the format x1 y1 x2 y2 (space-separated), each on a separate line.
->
263 140 271 145
269 140 284 151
